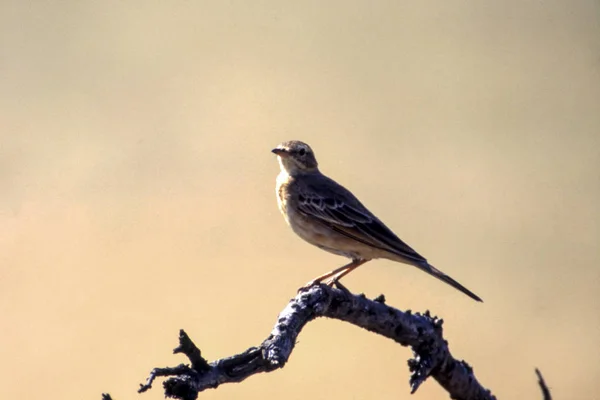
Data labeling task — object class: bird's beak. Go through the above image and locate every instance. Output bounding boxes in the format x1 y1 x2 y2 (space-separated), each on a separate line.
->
272 148 287 156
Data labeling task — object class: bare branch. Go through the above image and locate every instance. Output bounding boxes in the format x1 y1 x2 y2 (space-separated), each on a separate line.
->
536 368 552 400
138 284 495 399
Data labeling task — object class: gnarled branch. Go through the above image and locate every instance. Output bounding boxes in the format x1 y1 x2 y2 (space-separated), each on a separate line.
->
138 284 495 400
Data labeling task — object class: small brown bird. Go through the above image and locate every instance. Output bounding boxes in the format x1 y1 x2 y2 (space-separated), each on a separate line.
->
272 140 482 302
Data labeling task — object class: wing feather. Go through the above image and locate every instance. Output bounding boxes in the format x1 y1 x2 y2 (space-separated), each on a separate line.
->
296 188 427 265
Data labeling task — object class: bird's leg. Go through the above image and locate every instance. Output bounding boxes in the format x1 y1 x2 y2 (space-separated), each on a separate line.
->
323 259 369 286
298 260 358 292
299 259 368 292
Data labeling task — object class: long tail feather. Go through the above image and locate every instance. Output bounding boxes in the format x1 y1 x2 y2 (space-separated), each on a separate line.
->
419 263 483 302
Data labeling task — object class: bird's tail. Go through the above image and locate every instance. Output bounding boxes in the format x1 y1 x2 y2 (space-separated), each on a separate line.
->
418 262 483 302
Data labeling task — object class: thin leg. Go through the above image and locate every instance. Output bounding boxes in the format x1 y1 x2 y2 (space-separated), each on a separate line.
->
323 259 368 286
299 259 369 292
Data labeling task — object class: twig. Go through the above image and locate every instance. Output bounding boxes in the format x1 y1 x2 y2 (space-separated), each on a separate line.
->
138 284 495 399
536 368 552 400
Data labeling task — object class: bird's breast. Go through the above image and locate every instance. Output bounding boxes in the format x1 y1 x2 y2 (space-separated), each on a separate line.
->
276 173 317 241
275 177 368 259
276 171 292 224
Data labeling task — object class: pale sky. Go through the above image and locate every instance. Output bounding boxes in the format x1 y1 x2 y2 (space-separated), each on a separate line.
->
1 1 599 399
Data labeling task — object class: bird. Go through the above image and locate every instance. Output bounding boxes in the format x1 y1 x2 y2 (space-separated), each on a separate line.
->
272 140 482 302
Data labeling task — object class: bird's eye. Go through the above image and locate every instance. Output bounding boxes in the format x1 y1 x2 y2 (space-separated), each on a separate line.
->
298 148 306 156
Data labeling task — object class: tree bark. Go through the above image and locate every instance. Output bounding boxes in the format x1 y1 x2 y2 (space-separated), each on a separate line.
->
138 284 495 400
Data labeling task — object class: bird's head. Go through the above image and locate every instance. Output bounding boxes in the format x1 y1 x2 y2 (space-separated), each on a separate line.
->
272 140 319 174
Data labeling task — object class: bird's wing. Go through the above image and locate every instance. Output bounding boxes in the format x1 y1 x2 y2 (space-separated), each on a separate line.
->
295 176 483 302
296 183 427 265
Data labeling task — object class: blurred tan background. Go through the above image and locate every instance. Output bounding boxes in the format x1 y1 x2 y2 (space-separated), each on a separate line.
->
1 1 599 399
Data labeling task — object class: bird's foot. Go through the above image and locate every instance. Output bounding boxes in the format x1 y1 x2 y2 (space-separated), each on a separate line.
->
297 279 321 293
322 276 349 292
297 277 351 294
331 280 351 294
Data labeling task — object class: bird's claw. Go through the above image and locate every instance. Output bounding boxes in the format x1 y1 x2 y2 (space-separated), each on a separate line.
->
297 276 348 293
332 280 350 293
297 280 320 293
